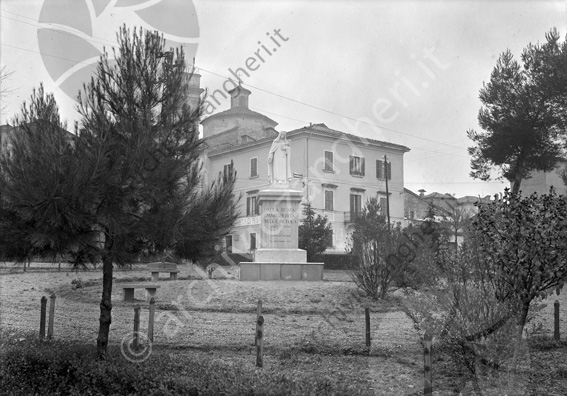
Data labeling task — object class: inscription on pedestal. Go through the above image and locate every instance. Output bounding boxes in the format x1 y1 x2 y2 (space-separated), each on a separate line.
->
262 206 298 247
261 202 299 249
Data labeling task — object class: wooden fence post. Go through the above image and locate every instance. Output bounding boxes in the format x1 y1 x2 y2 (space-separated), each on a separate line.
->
255 300 262 346
39 296 47 339
256 315 264 368
423 330 433 396
365 307 371 347
133 305 141 348
148 298 156 342
47 293 56 339
554 300 560 341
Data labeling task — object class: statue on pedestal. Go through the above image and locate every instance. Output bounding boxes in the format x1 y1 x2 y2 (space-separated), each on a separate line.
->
268 131 292 185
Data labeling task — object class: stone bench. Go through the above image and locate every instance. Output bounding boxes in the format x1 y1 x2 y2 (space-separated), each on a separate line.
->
147 262 179 281
122 284 161 302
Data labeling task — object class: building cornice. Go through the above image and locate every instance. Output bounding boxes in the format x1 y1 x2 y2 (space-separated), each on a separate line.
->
205 126 410 158
201 107 278 127
205 136 274 157
287 124 410 153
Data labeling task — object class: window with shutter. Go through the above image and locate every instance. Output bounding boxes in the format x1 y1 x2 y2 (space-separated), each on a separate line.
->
350 156 364 176
376 160 384 179
380 197 387 217
223 162 233 180
324 151 334 172
246 196 258 216
350 194 362 218
324 190 334 211
326 230 334 247
350 194 355 214
250 157 258 177
376 160 391 180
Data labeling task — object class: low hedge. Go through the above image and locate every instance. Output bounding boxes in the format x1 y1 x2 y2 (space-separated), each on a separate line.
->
316 254 358 270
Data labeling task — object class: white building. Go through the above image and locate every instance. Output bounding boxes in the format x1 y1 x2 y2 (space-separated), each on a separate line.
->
201 85 409 255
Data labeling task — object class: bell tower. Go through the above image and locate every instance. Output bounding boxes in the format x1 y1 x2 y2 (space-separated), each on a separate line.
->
185 58 204 112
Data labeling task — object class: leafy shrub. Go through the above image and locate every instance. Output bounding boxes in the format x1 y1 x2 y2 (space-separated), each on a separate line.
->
401 241 544 393
349 199 440 299
298 202 333 262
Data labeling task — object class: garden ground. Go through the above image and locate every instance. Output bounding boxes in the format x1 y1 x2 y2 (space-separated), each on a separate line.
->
1 262 566 395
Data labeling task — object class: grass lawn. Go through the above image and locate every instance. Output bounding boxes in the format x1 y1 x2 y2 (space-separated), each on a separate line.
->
1 262 566 395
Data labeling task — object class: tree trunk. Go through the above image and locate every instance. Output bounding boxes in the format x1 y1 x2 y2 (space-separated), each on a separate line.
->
511 158 523 195
511 176 522 195
508 301 530 391
97 251 114 359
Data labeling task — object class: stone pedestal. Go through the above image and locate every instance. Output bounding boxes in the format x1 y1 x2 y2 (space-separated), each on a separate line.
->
254 249 306 263
240 186 324 281
258 187 303 249
240 262 324 281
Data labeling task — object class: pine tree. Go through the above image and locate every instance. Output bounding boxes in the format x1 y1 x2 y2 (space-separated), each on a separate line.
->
467 29 567 194
0 85 98 268
0 26 238 357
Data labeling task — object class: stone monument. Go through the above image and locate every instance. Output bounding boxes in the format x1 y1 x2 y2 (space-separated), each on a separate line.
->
240 131 324 281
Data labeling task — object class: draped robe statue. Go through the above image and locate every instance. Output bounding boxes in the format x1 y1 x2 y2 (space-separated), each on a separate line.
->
268 131 292 185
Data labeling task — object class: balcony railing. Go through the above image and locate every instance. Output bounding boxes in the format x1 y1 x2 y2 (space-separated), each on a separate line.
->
343 211 363 223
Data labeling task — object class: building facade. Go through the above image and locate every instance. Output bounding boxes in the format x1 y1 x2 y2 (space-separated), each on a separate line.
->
202 86 410 255
404 188 492 246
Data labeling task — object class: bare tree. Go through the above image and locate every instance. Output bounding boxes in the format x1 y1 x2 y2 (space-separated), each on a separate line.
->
443 203 472 250
0 65 15 116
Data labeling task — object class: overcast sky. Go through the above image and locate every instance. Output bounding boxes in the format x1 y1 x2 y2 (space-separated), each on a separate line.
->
1 0 566 197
